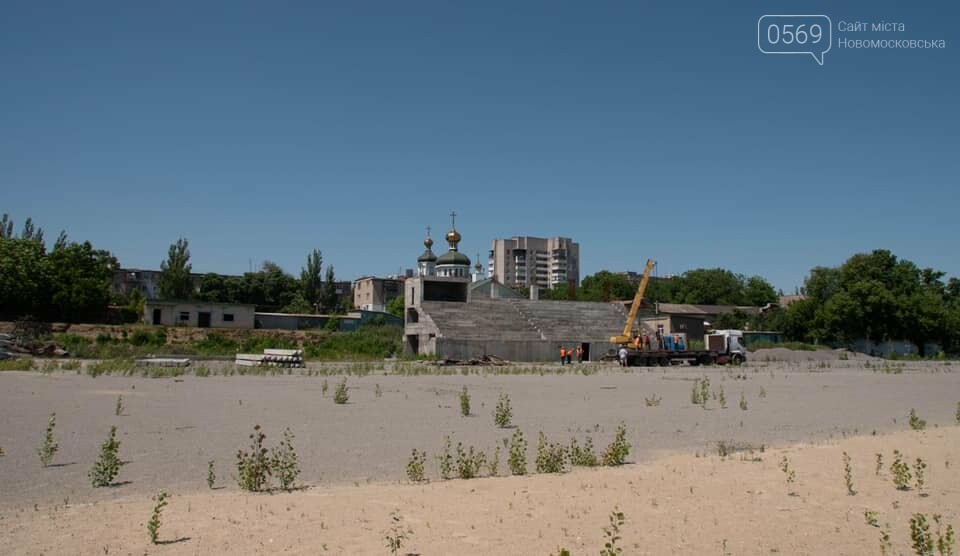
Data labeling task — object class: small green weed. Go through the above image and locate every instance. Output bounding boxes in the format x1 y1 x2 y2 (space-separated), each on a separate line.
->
38 412 58 467
601 422 630 466
494 393 512 428
459 386 470 416
508 429 528 475
644 394 661 407
384 509 413 556
891 450 912 490
535 432 567 474
455 442 486 479
207 460 216 489
437 436 453 480
843 451 856 495
333 378 349 404
914 458 927 492
236 425 270 492
89 426 123 487
271 427 300 491
407 448 426 482
909 408 927 431
147 490 168 544
600 508 625 556
569 436 598 467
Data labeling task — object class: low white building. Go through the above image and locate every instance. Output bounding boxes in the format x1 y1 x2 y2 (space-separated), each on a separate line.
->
144 301 255 329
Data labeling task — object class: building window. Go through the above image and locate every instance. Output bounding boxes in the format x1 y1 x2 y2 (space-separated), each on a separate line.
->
223 313 234 322
179 311 190 321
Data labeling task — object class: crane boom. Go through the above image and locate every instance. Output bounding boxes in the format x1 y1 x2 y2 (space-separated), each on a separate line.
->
610 258 656 345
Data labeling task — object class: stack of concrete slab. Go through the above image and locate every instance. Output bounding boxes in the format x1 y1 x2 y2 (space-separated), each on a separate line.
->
235 348 304 368
135 358 191 367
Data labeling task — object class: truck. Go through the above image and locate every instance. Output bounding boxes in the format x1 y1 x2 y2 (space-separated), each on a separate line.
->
622 329 747 367
609 259 747 366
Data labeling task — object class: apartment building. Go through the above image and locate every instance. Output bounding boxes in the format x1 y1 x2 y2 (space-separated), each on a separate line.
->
488 236 579 290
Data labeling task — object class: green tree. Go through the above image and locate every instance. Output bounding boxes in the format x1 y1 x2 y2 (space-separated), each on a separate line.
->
300 249 323 312
0 237 48 319
579 271 637 302
320 265 339 313
158 238 193 300
46 240 117 322
671 268 745 305
387 294 405 318
197 273 229 302
744 276 778 306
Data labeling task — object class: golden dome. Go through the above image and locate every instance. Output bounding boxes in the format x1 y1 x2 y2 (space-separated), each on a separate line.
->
445 229 461 246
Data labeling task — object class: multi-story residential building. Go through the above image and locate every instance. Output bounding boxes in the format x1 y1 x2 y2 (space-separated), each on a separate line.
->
112 268 205 300
353 276 405 312
488 236 579 290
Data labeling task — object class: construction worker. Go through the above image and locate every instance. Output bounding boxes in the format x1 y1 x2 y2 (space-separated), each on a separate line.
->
618 345 628 367
575 344 584 363
559 345 567 365
633 334 641 349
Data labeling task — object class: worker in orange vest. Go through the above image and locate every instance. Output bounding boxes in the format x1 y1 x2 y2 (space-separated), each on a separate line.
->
575 344 584 363
559 345 567 365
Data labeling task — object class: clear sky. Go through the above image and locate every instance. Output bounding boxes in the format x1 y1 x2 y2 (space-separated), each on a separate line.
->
2 1 957 292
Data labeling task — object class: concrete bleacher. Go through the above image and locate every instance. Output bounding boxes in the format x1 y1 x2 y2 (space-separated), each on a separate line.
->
506 299 626 341
421 297 633 343
420 299 543 341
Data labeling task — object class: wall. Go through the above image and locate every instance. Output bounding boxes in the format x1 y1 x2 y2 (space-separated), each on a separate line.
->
435 338 618 362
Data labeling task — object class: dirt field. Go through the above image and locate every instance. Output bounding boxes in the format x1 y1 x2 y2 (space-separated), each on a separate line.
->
1 357 958 554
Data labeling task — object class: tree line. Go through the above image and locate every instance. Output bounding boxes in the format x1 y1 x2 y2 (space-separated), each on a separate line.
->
2 214 957 353
155 239 348 314
542 267 779 307
539 251 958 355
0 214 117 322
0 214 348 322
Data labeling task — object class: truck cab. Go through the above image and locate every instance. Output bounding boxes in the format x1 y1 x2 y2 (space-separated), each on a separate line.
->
706 329 748 364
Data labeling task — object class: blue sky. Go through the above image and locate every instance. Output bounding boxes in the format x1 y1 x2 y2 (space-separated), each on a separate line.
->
2 1 957 292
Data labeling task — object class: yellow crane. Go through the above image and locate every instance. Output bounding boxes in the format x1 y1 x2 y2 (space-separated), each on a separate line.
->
610 258 656 345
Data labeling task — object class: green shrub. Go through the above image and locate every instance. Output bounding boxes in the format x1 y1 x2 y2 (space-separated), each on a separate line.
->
508 429 528 475
455 442 486 479
302 325 402 360
193 333 238 355
601 423 630 466
569 436 598 467
236 425 271 492
0 358 34 371
535 432 567 474
271 428 300 491
89 426 123 487
406 449 426 482
910 513 933 555
891 450 912 490
909 408 926 431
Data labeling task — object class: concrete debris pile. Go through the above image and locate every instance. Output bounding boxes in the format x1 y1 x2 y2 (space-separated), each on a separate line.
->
0 333 69 359
235 348 304 368
435 354 510 366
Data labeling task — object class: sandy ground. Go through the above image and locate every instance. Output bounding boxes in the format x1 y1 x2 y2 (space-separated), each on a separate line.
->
1 357 958 554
